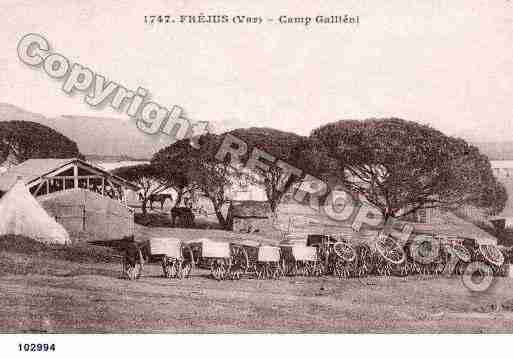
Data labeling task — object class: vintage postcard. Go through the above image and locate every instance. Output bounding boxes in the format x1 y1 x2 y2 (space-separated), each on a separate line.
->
1 0 513 350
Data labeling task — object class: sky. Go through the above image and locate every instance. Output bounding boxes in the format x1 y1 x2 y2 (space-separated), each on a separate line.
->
0 0 512 140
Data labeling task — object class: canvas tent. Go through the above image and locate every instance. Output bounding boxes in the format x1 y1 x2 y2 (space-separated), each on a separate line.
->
0 180 70 244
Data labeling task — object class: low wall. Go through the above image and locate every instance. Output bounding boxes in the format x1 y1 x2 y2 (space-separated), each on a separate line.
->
38 189 134 243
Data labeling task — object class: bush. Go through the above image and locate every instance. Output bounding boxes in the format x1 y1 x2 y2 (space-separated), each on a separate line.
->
0 235 122 263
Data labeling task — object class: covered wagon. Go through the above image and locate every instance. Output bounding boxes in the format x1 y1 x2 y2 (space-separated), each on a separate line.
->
147 237 194 279
280 238 322 277
187 238 247 280
239 239 282 279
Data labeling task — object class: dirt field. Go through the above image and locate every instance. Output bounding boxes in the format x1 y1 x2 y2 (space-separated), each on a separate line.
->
3 247 513 333
2 203 513 334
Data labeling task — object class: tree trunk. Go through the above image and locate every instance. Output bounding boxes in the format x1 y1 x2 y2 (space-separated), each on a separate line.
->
213 203 229 229
141 199 148 215
175 189 184 208
269 198 279 215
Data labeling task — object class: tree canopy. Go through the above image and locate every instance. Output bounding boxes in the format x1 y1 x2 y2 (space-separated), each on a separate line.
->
227 127 307 212
0 121 81 161
112 163 171 214
152 134 236 228
310 118 507 219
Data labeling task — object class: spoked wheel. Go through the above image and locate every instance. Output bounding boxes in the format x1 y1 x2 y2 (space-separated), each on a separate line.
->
392 257 412 277
280 257 294 276
332 242 356 279
443 243 471 275
181 261 192 278
255 262 265 279
450 243 472 263
296 261 310 276
479 244 505 267
374 253 392 277
176 260 186 279
123 256 142 280
182 244 196 272
258 262 272 279
375 235 405 276
476 244 505 275
334 242 356 262
271 262 283 279
354 244 373 278
333 258 352 278
312 261 325 277
123 248 143 280
230 266 243 280
161 257 171 278
375 235 405 265
230 245 248 278
210 258 230 280
162 257 180 278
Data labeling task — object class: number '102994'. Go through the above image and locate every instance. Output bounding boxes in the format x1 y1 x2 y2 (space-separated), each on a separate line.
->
18 343 56 352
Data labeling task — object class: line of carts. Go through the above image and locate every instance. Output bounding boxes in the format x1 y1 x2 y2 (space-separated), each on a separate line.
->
121 233 509 281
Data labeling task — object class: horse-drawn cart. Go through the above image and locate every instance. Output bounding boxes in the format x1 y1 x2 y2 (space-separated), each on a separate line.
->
89 237 145 280
147 237 194 279
240 240 282 279
280 243 322 276
187 238 247 280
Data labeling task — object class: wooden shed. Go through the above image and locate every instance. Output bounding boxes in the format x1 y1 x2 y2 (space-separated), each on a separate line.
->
227 200 272 234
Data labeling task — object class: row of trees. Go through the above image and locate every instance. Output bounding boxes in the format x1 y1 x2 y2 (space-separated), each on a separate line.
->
0 121 82 162
114 118 508 228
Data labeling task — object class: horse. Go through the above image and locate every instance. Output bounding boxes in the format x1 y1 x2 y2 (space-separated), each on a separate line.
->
148 193 174 210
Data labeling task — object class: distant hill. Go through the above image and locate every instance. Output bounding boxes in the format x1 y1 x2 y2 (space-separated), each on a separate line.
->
0 103 250 158
468 142 513 161
453 128 513 160
84 154 149 162
2 103 510 160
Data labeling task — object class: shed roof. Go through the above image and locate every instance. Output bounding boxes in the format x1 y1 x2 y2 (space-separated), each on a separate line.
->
229 200 271 218
0 158 139 192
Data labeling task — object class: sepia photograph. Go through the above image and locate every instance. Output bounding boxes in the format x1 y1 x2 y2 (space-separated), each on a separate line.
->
1 0 513 355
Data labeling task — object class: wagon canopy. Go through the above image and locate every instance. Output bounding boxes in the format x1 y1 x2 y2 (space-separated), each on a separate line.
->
0 180 70 244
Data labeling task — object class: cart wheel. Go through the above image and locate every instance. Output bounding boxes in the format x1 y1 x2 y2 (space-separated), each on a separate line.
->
123 249 143 280
136 248 144 279
176 260 185 280
263 263 271 279
182 244 196 268
255 263 263 279
353 244 372 278
211 259 226 280
231 245 249 274
181 261 192 278
312 261 324 277
161 257 171 278
479 244 504 267
279 258 289 276
162 258 179 279
334 259 349 278
375 235 405 266
298 261 307 276
210 261 220 280
272 262 283 279
123 259 139 280
231 268 242 280
169 260 179 278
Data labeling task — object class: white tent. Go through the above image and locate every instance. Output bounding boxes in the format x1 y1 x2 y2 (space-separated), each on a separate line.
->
0 180 70 244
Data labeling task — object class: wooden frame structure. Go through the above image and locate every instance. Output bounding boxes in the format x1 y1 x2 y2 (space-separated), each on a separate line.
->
26 158 139 203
